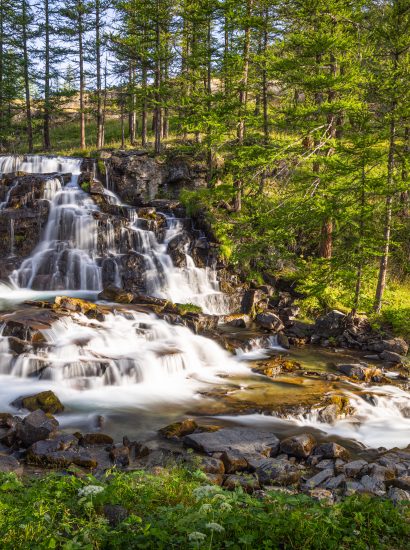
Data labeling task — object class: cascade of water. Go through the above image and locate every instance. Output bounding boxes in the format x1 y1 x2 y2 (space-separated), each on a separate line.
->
0 310 248 396
0 179 19 210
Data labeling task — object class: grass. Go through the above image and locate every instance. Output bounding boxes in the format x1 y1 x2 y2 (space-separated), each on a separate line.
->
0 468 409 549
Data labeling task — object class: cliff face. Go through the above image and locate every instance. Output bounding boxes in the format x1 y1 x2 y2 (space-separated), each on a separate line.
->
101 150 208 204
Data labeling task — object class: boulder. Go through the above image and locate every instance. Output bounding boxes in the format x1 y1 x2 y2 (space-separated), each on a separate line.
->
183 428 280 457
255 458 301 486
220 450 248 473
380 350 402 363
314 442 350 461
255 312 284 332
223 474 260 493
80 433 114 446
0 454 23 475
12 390 64 415
393 476 410 491
197 456 225 475
98 286 134 304
110 446 130 467
336 363 368 380
280 434 317 459
0 413 14 429
343 460 369 478
387 487 410 504
159 419 198 439
314 310 346 338
16 410 58 447
379 338 408 356
103 504 129 527
304 468 334 490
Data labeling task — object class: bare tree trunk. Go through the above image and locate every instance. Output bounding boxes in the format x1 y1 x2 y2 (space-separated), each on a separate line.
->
95 0 103 149
262 7 269 145
374 115 396 313
128 64 136 145
22 0 33 153
101 59 107 146
120 93 125 148
237 0 253 144
43 0 51 150
154 1 161 154
78 1 86 149
141 60 147 147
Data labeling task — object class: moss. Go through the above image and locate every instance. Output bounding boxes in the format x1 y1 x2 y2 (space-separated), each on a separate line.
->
21 390 64 415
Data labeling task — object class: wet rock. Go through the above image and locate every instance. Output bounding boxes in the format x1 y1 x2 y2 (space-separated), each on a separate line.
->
110 446 130 467
224 314 251 328
277 333 290 349
8 337 30 355
0 454 23 474
103 504 129 527
317 404 341 424
343 459 369 478
54 296 105 321
223 474 260 493
12 390 64 415
379 350 402 363
0 413 14 429
80 433 114 446
379 338 408 356
98 286 134 304
183 428 280 457
387 487 410 504
27 435 80 465
314 310 346 338
166 232 190 267
16 410 58 447
280 434 316 459
336 363 368 380
255 458 301 486
241 289 265 315
314 442 350 461
304 468 334 489
220 451 248 474
255 312 284 332
159 419 198 439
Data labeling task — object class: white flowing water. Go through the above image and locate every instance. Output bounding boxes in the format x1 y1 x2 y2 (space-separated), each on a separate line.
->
217 385 410 449
1 155 409 448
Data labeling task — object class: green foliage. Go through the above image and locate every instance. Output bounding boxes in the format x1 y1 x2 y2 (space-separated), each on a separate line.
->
0 469 408 549
81 181 90 193
175 302 203 314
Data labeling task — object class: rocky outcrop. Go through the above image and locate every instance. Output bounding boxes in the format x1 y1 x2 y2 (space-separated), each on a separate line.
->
101 150 208 205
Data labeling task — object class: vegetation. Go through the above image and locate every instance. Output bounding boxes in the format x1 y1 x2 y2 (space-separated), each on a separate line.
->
0 0 409 320
0 468 409 549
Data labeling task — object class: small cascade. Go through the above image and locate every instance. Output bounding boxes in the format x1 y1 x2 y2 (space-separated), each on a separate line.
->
12 184 102 290
0 311 248 398
0 179 19 210
235 335 285 360
0 155 84 176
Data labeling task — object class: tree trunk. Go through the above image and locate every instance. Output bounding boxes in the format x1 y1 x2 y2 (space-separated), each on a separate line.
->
374 116 396 313
78 1 86 149
95 0 103 149
22 0 33 153
262 7 269 145
141 60 147 147
237 0 253 144
154 1 161 154
43 0 51 150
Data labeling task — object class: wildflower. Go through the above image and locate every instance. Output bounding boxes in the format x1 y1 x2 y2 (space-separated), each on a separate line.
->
219 501 232 512
192 485 220 501
199 503 212 513
205 522 225 533
188 531 207 542
78 485 104 498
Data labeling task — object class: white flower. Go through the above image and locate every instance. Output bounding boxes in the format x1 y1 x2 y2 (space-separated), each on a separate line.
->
188 531 207 542
205 522 225 533
219 501 232 512
78 485 104 497
199 503 212 513
192 485 220 501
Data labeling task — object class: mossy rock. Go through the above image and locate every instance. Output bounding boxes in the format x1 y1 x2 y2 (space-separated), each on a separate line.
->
159 419 198 438
19 390 64 414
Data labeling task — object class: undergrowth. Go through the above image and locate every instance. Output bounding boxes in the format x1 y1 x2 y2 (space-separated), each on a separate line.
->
0 468 408 549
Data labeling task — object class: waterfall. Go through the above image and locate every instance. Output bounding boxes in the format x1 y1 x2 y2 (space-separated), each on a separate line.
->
0 311 248 403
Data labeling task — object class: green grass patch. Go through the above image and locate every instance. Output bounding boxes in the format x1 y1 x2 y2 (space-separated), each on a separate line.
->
0 468 408 549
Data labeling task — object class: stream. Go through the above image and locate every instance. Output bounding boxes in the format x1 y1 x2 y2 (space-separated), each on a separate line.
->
0 155 409 451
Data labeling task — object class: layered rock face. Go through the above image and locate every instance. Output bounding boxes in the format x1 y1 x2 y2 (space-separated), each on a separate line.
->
101 150 208 204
